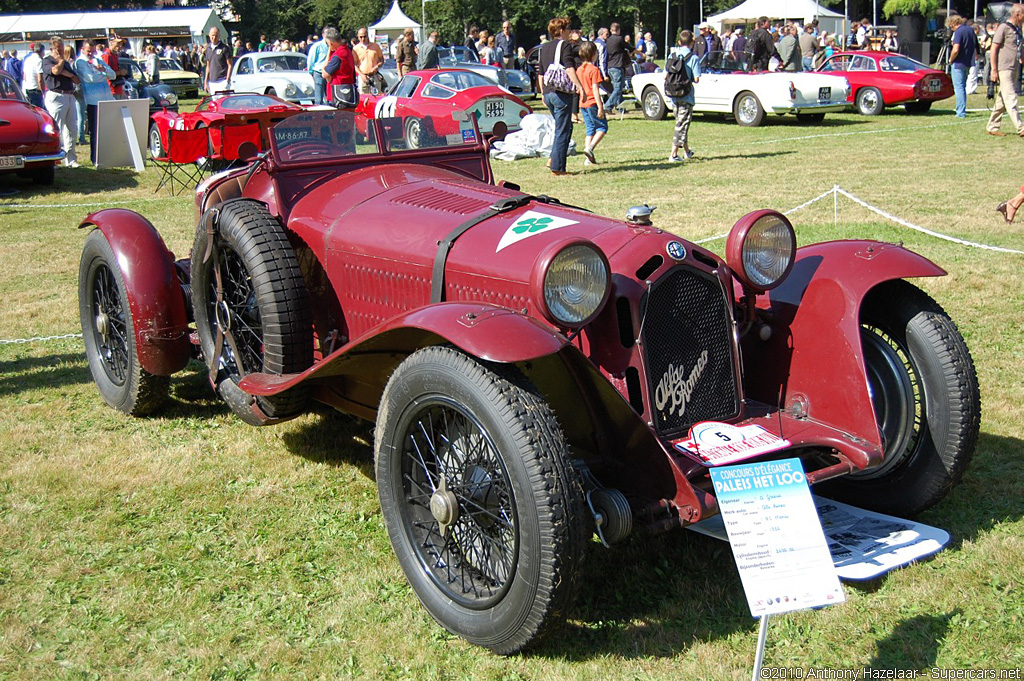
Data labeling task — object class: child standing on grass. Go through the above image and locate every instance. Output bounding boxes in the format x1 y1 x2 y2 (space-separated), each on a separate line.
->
576 41 607 166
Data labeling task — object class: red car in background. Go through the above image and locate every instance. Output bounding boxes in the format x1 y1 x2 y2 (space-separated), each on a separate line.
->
816 51 953 115
0 71 63 185
357 69 530 148
148 91 304 158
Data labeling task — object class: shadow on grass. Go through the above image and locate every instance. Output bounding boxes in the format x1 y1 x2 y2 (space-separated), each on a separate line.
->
0 166 142 203
867 611 955 670
281 409 376 478
584 149 796 173
0 352 89 397
693 113 868 128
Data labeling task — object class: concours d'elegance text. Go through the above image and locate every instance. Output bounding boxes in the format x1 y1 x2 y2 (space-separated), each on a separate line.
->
760 668 1022 679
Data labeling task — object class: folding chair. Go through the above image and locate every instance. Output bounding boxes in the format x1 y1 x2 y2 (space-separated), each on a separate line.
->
216 122 263 164
153 127 210 196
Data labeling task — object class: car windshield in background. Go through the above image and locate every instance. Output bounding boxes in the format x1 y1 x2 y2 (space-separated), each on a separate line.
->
271 111 379 164
124 60 147 82
438 46 480 64
160 58 184 71
0 73 25 101
257 55 307 72
879 55 926 72
216 94 287 111
700 50 753 73
429 70 494 91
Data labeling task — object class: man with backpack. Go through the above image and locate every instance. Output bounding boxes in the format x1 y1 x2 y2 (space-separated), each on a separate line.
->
666 29 700 163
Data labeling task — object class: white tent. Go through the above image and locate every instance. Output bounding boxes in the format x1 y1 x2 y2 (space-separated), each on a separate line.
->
369 0 423 50
707 0 846 37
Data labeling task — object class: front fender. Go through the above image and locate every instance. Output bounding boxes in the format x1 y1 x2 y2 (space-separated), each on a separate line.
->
79 209 190 376
741 240 945 449
239 303 568 397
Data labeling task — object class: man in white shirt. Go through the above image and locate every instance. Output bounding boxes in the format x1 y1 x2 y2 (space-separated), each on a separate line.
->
21 43 44 107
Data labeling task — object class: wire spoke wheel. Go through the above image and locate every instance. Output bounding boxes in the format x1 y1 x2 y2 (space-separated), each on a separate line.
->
210 243 265 379
91 263 131 385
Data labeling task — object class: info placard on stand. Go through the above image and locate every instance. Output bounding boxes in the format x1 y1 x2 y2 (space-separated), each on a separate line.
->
96 98 148 172
709 458 844 678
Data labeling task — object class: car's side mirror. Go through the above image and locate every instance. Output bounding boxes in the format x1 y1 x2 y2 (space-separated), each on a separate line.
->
238 141 259 162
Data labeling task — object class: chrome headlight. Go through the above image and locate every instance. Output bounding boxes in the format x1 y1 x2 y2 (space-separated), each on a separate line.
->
148 96 156 105
303 84 313 95
533 241 610 327
726 210 796 292
165 93 178 105
285 83 297 96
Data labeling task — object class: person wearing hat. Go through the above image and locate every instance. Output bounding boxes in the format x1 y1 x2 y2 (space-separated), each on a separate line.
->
730 26 747 65
694 22 722 67
22 43 44 108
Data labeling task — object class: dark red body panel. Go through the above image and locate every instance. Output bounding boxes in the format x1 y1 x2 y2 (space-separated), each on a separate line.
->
79 210 191 376
741 240 946 449
0 98 62 172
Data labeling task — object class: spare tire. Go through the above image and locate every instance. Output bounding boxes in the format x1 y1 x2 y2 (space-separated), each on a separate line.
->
190 199 312 424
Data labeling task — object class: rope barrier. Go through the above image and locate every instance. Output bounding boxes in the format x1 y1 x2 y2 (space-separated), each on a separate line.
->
0 333 82 345
695 185 1024 256
0 197 177 210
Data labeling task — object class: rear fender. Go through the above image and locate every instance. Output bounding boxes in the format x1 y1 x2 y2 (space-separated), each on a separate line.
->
741 240 946 449
80 209 190 376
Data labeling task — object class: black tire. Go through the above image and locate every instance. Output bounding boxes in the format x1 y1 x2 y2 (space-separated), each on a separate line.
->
405 116 426 149
33 164 55 185
641 86 667 120
795 112 826 123
820 281 980 516
375 346 588 654
856 87 884 115
733 91 765 126
148 122 164 159
904 100 932 114
190 199 312 424
79 230 169 415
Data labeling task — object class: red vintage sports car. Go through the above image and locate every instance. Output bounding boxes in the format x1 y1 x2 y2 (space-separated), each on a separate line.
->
0 71 63 185
77 109 979 654
148 91 304 159
357 68 530 147
816 50 954 115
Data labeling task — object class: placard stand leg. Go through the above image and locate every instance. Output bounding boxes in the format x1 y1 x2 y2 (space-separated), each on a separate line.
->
120 105 145 172
751 614 770 681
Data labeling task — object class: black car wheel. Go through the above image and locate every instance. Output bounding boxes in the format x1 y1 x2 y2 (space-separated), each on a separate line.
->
733 91 765 126
642 86 667 120
405 117 426 149
904 100 932 114
375 346 588 654
148 123 164 159
856 87 884 115
820 281 980 516
190 200 312 424
79 230 169 415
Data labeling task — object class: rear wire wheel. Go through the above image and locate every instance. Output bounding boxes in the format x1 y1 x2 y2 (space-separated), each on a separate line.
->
375 346 587 654
190 199 312 424
820 281 980 516
79 230 169 415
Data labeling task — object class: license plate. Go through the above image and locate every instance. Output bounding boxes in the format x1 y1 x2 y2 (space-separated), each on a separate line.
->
0 155 24 169
818 86 831 102
485 100 504 118
928 79 941 92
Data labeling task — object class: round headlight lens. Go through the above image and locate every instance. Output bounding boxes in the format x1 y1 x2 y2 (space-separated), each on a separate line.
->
165 93 178 105
543 243 609 326
736 213 795 289
148 96 156 105
303 84 313 95
285 84 297 96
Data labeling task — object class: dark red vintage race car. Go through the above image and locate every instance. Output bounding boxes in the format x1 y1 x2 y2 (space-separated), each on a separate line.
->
147 91 304 159
816 51 954 115
0 71 63 185
77 109 980 654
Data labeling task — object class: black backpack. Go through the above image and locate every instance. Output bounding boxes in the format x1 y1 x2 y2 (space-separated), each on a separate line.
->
664 52 692 97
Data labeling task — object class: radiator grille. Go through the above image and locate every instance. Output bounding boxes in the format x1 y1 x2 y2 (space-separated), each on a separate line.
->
641 267 740 435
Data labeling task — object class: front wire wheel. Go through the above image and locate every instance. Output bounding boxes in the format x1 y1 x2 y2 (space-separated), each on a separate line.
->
821 281 981 516
375 347 587 654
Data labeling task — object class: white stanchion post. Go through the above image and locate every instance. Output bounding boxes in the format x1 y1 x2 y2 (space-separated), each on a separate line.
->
751 614 770 681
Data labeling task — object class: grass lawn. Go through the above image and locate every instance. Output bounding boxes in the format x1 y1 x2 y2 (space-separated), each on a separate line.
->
0 93 1022 679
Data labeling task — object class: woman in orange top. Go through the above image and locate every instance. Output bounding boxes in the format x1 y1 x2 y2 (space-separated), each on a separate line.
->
576 41 607 165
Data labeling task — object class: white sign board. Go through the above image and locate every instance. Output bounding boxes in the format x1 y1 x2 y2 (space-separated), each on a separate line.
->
709 458 845 618
688 496 950 581
96 98 149 171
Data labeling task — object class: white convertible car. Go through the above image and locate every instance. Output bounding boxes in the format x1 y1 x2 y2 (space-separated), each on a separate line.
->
228 51 315 104
631 50 850 126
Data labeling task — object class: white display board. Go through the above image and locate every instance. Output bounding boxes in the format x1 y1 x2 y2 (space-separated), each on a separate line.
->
96 98 149 172
709 458 845 618
689 495 951 581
